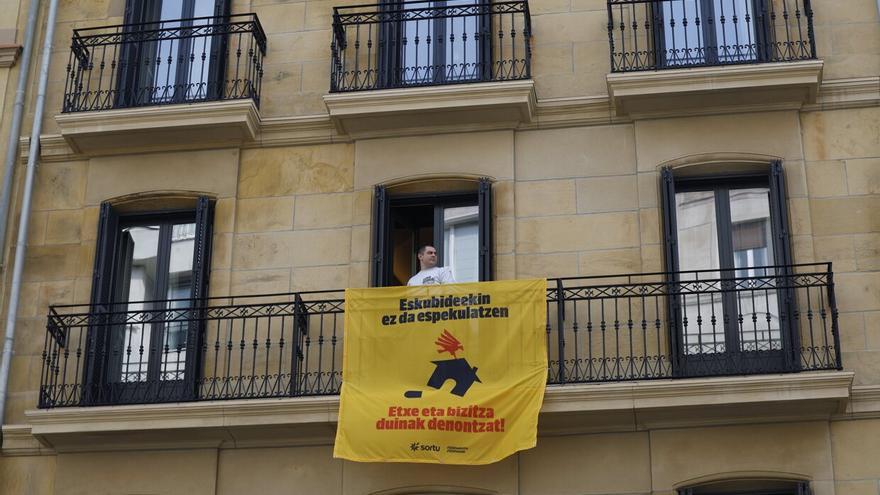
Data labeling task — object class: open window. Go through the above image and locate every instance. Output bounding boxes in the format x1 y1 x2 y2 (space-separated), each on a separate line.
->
85 196 214 405
661 161 796 376
371 178 492 286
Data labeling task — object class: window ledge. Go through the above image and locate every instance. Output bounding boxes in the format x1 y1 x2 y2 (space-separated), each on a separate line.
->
22 371 852 452
323 80 537 139
54 99 260 156
606 60 824 119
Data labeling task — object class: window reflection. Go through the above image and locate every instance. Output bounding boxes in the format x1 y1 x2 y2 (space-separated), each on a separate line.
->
163 222 196 380
674 185 781 356
119 225 160 382
729 187 780 351
675 191 725 354
443 206 479 283
117 221 196 382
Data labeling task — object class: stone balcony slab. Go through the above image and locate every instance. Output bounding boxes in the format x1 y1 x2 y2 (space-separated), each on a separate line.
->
323 80 537 139
607 60 824 119
55 99 260 156
22 371 853 452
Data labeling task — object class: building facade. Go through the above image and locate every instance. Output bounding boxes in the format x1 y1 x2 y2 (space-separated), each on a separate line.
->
0 0 878 493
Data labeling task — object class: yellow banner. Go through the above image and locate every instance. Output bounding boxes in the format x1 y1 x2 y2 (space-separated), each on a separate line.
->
334 279 547 465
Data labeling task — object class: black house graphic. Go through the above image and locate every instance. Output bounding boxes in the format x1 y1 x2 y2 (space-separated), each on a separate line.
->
426 358 481 397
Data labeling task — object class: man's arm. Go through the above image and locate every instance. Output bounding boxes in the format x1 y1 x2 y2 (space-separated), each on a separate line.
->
441 267 456 284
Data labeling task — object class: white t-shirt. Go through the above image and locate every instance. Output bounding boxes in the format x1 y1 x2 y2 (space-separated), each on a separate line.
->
407 266 455 286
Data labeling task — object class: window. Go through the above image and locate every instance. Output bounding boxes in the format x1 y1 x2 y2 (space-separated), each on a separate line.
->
118 0 230 107
371 179 492 286
86 197 214 404
678 479 811 495
656 0 770 67
380 0 490 87
661 162 796 375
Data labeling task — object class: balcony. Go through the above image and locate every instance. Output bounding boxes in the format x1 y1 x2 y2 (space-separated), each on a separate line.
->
605 0 823 117
324 0 536 138
55 14 266 154
39 263 842 409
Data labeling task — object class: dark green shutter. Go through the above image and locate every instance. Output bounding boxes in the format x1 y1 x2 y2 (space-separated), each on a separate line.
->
478 178 493 281
371 185 389 287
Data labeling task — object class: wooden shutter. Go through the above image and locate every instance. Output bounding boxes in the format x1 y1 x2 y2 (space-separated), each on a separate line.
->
659 168 683 374
768 160 799 369
84 201 120 403
371 185 389 287
478 177 493 281
90 202 120 308
660 168 679 274
184 196 215 397
190 196 215 303
769 160 793 268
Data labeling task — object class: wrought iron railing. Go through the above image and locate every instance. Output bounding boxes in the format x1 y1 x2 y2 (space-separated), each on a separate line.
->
62 14 266 112
607 0 816 72
39 263 840 408
330 0 531 92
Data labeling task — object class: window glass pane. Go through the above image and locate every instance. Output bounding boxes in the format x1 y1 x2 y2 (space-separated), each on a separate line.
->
119 225 161 382
443 206 479 283
162 222 196 380
187 0 217 99
402 0 482 83
713 0 757 62
728 187 781 351
402 2 435 83
663 0 706 66
675 190 725 354
444 0 480 80
152 1 186 101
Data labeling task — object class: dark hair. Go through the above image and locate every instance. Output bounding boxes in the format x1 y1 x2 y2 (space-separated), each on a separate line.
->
417 245 435 256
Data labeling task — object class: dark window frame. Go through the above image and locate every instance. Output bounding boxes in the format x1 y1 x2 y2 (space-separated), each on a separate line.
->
660 161 798 375
678 479 811 495
85 196 214 405
371 178 492 287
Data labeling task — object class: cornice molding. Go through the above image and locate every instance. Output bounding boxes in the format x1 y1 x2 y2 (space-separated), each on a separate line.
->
16 76 878 162
0 44 22 68
835 384 880 420
18 371 854 452
803 77 880 112
0 424 53 456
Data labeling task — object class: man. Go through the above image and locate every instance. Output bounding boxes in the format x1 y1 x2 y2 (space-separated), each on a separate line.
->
407 245 456 286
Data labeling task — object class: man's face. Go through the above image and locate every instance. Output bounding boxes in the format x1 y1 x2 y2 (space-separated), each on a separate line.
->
418 246 438 269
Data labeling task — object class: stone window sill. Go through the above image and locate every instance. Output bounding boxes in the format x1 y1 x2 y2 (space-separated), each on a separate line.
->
606 60 824 119
54 99 260 156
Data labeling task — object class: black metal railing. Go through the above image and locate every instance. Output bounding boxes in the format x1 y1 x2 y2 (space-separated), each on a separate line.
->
330 0 531 92
39 263 840 408
607 0 816 72
62 14 266 112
